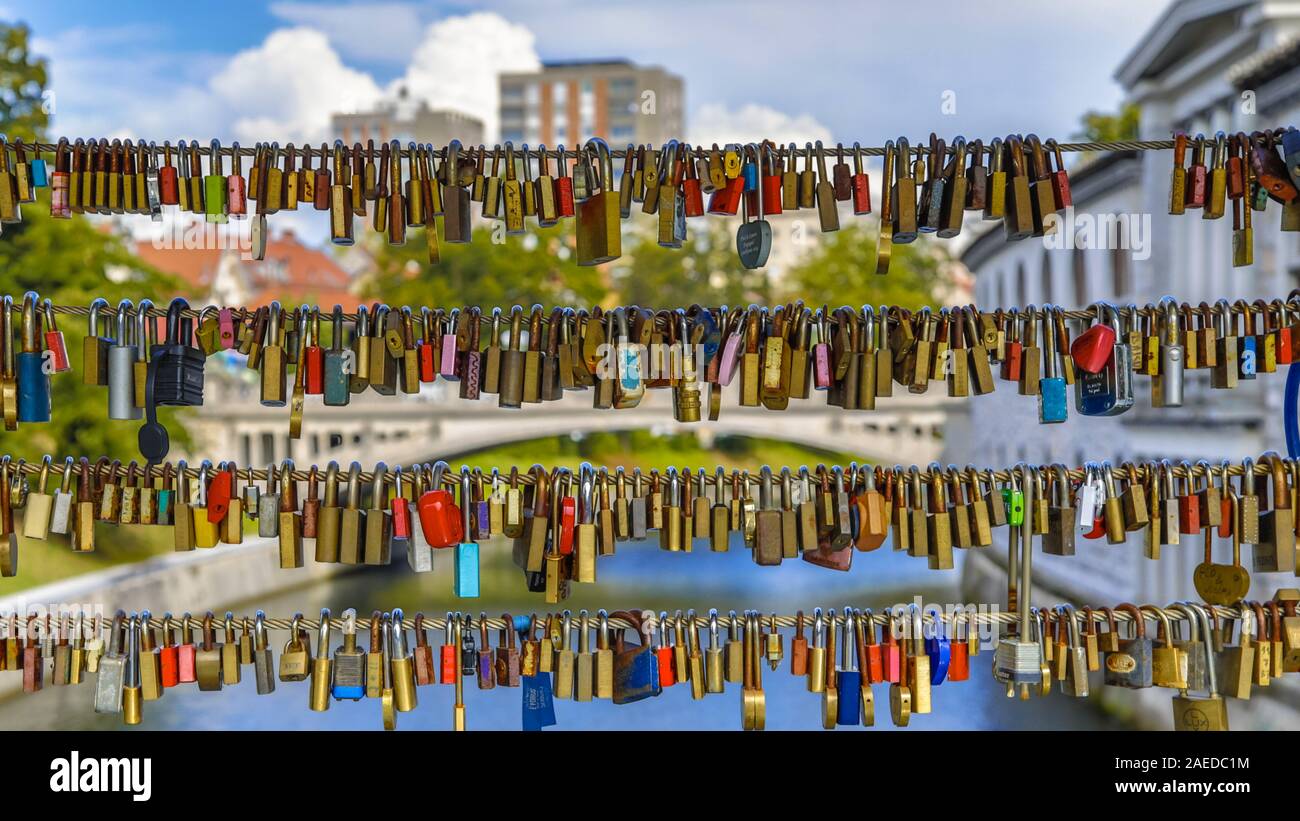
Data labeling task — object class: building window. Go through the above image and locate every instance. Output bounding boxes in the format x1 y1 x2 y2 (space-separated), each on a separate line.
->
1039 251 1052 304
1072 246 1087 306
1111 246 1130 297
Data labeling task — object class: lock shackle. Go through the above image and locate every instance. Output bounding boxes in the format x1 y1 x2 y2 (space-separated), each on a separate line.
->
1214 459 1231 497
1239 455 1255 499
369 462 388 507
134 298 156 358
459 467 473 538
1260 451 1290 509
1092 300 1120 334
1051 464 1072 506
907 603 924 655
583 137 614 193
1056 604 1080 647
840 608 857 669
657 139 680 186
344 461 363 510
164 298 190 345
390 608 408 657
111 298 135 346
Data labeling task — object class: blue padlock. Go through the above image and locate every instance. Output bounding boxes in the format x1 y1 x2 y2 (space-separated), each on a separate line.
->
454 468 480 597
835 609 862 726
611 610 661 704
1239 300 1258 380
15 292 51 423
741 158 758 192
521 673 557 731
1037 306 1068 423
29 151 47 188
925 606 951 685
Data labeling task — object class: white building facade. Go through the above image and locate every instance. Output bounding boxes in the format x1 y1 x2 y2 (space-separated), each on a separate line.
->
948 0 1300 727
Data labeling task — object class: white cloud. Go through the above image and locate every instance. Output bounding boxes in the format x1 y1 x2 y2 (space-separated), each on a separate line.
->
688 103 833 148
387 13 540 141
209 27 383 146
268 1 426 64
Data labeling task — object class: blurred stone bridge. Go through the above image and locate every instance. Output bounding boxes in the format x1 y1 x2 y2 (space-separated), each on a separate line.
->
187 366 952 469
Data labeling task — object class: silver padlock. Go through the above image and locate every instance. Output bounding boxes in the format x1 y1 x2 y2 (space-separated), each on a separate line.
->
49 456 75 535
107 300 141 420
1156 296 1184 408
258 462 280 538
406 463 435 574
93 611 128 713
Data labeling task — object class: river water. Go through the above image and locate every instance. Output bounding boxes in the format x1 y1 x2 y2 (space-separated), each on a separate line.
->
0 536 1121 730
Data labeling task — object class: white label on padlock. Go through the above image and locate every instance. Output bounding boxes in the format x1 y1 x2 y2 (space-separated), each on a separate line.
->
1076 480 1102 532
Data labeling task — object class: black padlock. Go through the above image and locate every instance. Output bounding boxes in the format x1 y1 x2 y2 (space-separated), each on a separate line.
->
152 298 205 407
139 298 206 462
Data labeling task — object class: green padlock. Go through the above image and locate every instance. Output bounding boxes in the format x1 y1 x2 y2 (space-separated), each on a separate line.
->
205 139 228 224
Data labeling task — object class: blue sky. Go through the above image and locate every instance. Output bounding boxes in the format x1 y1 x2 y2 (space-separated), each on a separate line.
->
16 0 1169 149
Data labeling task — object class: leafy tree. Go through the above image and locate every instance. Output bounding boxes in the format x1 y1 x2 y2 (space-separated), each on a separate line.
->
1074 103 1140 143
0 22 176 461
0 22 47 141
614 221 772 308
359 222 606 309
778 222 951 310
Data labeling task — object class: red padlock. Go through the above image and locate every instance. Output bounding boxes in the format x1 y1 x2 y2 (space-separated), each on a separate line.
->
158 140 180 205
1070 322 1117 374
417 464 463 548
1046 138 1072 210
439 614 457 684
745 142 783 217
418 307 438 382
861 608 883 683
946 613 970 682
1273 300 1294 365
42 299 70 372
556 480 577 556
391 467 413 543
554 144 575 218
159 614 180 688
1176 462 1200 534
880 614 902 684
681 146 705 218
656 612 676 687
1000 310 1024 382
304 308 324 395
707 174 744 216
206 466 232 524
850 142 872 215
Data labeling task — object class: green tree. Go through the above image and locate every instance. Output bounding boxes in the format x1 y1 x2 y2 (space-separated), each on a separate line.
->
1075 103 1140 143
360 223 606 309
0 22 176 461
0 22 47 141
779 222 951 310
614 221 772 307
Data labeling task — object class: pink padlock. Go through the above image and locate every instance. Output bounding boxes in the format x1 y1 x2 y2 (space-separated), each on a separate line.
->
440 309 460 380
217 308 237 350
717 324 744 386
